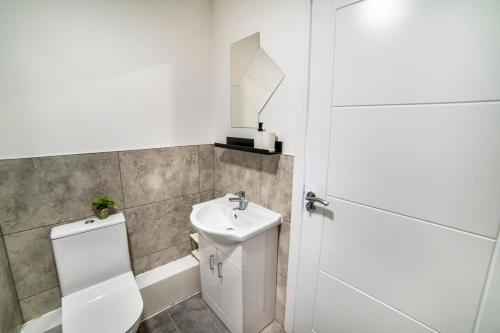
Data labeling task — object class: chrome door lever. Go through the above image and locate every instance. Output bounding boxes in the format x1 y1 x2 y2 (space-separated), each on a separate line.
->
305 191 329 211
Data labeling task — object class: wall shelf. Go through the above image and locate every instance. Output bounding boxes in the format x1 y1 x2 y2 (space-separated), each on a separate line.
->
214 137 282 155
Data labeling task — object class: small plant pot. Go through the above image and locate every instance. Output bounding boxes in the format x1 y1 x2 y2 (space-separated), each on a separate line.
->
94 208 111 220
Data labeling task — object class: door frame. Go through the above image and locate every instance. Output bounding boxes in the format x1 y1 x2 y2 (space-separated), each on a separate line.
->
283 0 312 329
285 0 355 331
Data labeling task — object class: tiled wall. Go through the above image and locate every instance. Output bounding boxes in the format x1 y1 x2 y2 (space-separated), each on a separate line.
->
0 144 215 322
0 235 22 333
213 147 293 326
0 144 292 326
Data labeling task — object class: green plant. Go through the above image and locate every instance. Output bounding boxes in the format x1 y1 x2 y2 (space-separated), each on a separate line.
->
92 195 117 210
92 195 117 219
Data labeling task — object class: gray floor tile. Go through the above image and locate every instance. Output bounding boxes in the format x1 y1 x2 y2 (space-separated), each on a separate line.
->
260 320 285 333
168 293 229 333
139 311 178 333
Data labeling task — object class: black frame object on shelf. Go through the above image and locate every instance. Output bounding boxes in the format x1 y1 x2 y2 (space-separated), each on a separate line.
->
214 137 282 155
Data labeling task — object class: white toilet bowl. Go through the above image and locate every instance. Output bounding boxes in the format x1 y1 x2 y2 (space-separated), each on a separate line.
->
51 213 144 333
62 272 143 333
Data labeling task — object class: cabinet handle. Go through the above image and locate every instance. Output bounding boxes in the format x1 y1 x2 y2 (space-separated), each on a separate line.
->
209 255 214 270
217 262 223 279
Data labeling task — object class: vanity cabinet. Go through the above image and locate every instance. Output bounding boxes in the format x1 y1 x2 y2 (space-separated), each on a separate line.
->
199 238 220 306
198 228 278 333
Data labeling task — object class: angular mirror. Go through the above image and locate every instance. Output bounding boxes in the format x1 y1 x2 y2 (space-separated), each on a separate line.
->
231 32 285 128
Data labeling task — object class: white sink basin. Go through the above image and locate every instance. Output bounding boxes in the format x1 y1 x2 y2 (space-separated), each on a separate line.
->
190 194 282 245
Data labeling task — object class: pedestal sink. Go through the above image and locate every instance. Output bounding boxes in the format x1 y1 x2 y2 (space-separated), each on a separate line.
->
190 193 282 333
190 193 282 246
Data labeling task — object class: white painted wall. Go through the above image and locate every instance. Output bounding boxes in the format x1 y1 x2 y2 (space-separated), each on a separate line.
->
211 0 309 155
0 0 213 159
0 0 309 159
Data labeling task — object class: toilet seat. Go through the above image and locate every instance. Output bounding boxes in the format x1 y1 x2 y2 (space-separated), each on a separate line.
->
62 271 143 333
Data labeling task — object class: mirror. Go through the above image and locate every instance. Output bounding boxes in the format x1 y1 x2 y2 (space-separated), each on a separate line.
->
231 32 285 128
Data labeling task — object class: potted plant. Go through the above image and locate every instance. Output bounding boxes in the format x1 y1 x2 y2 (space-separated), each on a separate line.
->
91 195 117 219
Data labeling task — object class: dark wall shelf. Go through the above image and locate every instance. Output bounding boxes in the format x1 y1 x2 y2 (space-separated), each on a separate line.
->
215 137 282 155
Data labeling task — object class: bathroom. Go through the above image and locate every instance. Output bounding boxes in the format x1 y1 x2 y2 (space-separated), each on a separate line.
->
0 0 498 333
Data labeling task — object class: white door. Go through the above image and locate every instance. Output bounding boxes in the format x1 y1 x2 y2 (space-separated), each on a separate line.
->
292 1 500 332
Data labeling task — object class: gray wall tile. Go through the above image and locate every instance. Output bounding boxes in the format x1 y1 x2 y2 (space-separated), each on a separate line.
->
275 273 287 326
0 153 123 234
133 241 192 275
0 236 22 333
214 148 261 204
200 190 215 203
4 226 58 299
199 145 215 192
0 144 217 324
119 146 200 207
261 155 294 222
19 287 61 322
126 194 200 259
277 221 290 278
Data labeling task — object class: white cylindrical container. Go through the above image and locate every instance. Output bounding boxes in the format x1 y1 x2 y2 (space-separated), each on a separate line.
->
254 122 265 149
262 131 276 152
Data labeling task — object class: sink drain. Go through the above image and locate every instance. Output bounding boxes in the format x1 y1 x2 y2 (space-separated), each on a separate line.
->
226 227 235 231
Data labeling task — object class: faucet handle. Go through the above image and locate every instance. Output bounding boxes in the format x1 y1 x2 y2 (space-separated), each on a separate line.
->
228 191 248 210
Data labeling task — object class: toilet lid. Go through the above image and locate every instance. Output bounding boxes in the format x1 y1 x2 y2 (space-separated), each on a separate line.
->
62 271 143 333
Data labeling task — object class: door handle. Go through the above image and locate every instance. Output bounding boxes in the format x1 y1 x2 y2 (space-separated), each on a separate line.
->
305 191 330 211
217 262 223 279
209 255 214 270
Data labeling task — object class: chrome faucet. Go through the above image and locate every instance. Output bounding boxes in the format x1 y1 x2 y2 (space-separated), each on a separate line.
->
229 191 248 210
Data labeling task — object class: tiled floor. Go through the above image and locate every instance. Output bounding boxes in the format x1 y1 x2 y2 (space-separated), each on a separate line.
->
260 320 285 333
42 293 283 333
139 293 228 333
139 293 284 333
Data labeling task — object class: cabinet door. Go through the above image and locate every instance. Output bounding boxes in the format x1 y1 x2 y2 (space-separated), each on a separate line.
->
217 250 243 333
199 235 219 305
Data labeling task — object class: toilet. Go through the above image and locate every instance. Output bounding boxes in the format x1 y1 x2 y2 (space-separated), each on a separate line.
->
50 213 143 333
